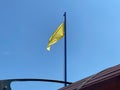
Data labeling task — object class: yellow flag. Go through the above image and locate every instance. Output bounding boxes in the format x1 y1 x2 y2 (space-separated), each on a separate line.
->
47 23 64 51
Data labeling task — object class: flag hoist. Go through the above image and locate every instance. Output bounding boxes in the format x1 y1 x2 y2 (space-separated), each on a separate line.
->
47 12 67 87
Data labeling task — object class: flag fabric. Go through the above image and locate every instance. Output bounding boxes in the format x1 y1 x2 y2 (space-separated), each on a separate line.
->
47 22 64 51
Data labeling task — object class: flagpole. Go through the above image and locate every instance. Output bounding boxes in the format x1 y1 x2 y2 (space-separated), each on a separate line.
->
63 12 67 87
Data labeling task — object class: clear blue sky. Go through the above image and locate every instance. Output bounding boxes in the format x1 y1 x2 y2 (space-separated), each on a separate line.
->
0 0 120 90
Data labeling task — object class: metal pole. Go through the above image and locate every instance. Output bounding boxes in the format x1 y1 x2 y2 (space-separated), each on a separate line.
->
63 12 67 87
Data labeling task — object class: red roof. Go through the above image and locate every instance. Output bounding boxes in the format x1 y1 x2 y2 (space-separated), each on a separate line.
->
59 64 120 90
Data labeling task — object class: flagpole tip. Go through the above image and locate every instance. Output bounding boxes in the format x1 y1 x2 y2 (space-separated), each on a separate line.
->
63 12 66 16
